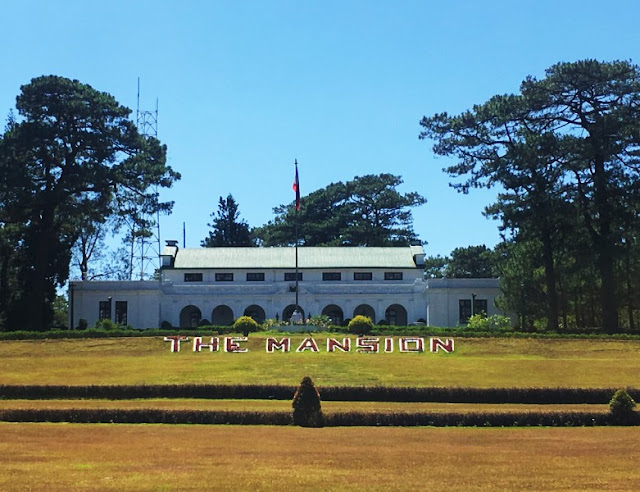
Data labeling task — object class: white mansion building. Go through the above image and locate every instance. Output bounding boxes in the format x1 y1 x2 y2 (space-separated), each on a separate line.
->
69 242 504 329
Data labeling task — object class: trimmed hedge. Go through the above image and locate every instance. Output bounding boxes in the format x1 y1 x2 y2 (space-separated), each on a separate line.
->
0 408 292 425
1 327 640 341
0 384 296 400
319 386 640 404
0 408 636 427
324 411 633 427
0 328 239 340
0 384 637 404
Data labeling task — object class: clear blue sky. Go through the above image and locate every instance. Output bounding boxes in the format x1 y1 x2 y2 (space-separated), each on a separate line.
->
3 0 640 257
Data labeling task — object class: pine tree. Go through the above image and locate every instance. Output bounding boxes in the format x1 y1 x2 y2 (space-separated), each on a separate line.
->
201 194 253 247
292 376 324 427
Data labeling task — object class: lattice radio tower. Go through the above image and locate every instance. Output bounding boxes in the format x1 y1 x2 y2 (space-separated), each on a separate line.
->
128 78 161 280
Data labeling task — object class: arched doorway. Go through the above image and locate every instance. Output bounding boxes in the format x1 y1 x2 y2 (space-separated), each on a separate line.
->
321 304 344 325
244 305 266 323
283 304 305 322
353 304 376 323
212 305 234 326
179 305 202 328
385 304 407 326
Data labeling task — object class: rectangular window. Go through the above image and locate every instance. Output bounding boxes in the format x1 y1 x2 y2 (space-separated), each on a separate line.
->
322 272 341 281
98 300 111 320
246 272 265 281
474 299 488 316
284 273 303 281
459 299 471 324
184 273 203 282
459 298 488 324
354 272 372 281
215 273 234 282
115 301 128 325
384 272 403 280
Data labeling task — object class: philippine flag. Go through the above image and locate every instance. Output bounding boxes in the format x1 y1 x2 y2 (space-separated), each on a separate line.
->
292 159 300 210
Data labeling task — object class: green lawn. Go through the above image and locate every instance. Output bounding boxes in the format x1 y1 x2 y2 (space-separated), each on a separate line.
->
0 334 637 388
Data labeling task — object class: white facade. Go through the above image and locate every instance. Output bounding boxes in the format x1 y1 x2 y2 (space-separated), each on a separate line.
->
425 278 504 327
69 244 505 329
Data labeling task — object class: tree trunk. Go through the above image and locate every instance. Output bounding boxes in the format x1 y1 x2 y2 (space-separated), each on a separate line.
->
541 231 559 331
625 243 635 331
599 243 619 332
25 209 56 331
593 154 619 333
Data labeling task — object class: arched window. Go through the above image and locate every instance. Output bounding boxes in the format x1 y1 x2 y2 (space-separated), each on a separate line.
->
385 304 407 326
212 305 234 326
179 305 202 328
282 304 305 322
321 304 344 325
353 304 376 323
244 305 266 323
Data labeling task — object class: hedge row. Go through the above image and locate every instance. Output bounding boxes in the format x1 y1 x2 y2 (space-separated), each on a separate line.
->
324 411 639 427
0 384 636 404
0 408 292 425
0 384 296 400
0 408 636 426
1 328 639 341
319 386 640 404
0 329 220 340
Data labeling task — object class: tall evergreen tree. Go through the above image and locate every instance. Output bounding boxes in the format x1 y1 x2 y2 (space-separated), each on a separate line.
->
201 194 253 247
521 60 640 332
446 245 497 278
0 75 179 330
421 59 640 332
253 174 426 246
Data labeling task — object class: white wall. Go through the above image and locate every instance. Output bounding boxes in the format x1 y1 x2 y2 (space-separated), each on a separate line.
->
69 281 161 329
70 276 506 329
425 278 503 327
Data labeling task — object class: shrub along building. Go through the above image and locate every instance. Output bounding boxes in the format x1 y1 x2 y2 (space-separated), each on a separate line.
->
69 241 504 329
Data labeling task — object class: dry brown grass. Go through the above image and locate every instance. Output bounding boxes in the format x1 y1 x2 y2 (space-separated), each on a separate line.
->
0 398 610 414
0 423 638 491
0 336 637 490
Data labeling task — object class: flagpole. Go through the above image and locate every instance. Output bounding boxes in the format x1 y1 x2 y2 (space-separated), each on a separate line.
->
295 220 299 313
294 159 300 314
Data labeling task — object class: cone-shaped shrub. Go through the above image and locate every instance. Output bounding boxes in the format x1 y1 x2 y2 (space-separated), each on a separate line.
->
292 376 324 427
233 316 259 336
348 315 373 335
609 389 636 424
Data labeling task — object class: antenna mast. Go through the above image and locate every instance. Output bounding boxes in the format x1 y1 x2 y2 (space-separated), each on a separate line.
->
128 78 161 280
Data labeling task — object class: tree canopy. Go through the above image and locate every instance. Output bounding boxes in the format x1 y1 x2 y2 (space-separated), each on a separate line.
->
0 75 180 330
201 194 253 247
253 173 426 246
446 245 497 278
424 245 497 279
420 59 640 332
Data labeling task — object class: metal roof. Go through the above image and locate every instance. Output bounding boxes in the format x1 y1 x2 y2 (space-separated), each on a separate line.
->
166 246 422 269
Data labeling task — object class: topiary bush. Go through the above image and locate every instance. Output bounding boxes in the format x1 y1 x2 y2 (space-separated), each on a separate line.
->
348 315 373 335
292 376 324 427
609 388 636 424
233 316 259 336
